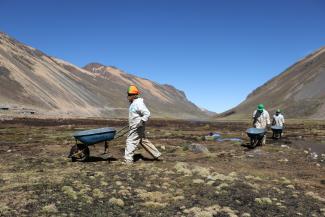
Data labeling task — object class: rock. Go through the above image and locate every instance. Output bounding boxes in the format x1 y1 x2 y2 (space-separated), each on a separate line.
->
241 213 251 217
280 145 289 148
186 143 209 153
109 198 124 207
160 145 166 150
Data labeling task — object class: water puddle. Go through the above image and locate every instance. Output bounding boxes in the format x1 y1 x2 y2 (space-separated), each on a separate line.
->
205 132 242 142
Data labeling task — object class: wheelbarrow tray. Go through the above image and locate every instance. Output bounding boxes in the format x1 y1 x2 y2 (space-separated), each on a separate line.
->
73 127 116 145
271 126 283 133
246 128 266 139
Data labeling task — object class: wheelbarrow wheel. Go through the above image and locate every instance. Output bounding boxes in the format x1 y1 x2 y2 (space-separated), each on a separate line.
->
69 143 90 162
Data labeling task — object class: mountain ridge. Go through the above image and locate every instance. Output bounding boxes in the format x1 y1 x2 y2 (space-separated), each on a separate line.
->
0 32 214 119
220 46 325 120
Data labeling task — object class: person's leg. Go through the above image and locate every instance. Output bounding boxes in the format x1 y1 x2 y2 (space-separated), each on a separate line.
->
262 134 266 145
138 126 161 159
124 130 140 163
141 138 161 159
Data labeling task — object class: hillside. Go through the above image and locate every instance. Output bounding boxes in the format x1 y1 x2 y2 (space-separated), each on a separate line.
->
220 47 325 119
0 32 212 119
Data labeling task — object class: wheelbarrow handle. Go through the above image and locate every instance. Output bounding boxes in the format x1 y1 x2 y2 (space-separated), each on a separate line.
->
115 125 129 134
114 125 130 140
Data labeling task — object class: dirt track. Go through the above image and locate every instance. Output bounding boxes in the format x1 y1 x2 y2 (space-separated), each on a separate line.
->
0 118 324 216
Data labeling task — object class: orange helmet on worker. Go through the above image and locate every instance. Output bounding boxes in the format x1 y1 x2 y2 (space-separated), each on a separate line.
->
127 85 140 95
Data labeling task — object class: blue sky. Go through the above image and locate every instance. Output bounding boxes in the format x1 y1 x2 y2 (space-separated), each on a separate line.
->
1 0 325 112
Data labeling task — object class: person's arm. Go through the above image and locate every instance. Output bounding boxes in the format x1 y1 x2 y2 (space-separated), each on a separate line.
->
136 101 150 127
139 103 150 122
266 112 271 125
281 115 285 126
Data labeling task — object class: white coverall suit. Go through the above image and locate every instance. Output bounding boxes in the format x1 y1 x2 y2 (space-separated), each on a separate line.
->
253 109 270 145
124 98 161 163
273 114 285 127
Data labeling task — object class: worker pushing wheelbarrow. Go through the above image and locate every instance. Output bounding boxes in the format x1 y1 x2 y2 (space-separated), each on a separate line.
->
271 109 285 139
246 104 271 148
68 85 162 163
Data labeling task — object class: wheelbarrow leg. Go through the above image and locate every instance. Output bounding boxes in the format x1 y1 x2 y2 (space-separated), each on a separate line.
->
104 141 108 154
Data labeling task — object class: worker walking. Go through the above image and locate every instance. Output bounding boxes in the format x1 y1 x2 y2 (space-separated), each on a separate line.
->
272 109 285 127
124 85 161 164
272 109 285 138
252 104 270 145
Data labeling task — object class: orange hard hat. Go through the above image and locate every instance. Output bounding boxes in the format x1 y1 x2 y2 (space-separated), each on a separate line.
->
127 85 140 95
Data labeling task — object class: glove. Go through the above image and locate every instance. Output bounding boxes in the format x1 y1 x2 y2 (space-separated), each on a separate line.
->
137 120 145 128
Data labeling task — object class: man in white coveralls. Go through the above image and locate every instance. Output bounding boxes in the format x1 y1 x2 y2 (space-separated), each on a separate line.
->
124 85 161 164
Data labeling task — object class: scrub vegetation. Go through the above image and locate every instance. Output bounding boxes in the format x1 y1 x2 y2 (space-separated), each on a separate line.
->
0 118 324 216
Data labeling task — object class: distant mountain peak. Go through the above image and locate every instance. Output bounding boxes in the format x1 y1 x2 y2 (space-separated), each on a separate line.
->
83 62 106 70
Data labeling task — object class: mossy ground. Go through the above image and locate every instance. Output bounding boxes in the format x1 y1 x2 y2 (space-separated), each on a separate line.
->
0 119 324 216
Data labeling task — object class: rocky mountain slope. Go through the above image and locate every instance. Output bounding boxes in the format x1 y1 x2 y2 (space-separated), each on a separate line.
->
220 47 325 120
0 32 212 119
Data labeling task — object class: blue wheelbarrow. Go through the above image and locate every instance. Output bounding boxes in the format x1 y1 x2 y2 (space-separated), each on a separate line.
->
68 126 129 162
271 126 283 139
246 128 266 148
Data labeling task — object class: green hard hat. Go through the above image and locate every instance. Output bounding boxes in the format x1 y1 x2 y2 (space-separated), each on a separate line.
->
257 104 264 111
276 109 281 113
